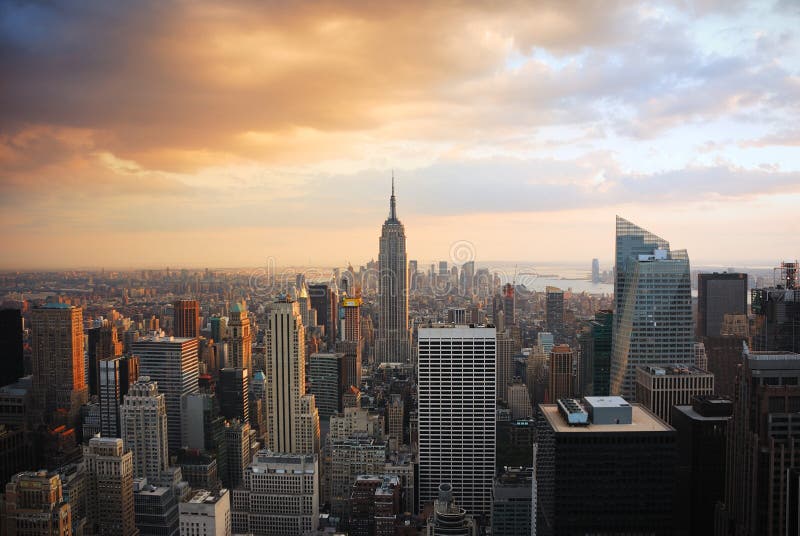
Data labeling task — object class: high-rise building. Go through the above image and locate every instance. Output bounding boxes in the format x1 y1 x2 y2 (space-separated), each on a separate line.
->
223 419 252 489
387 394 404 449
578 310 612 396
30 303 88 429
376 179 411 363
535 397 676 535
218 368 249 423
326 436 387 517
491 467 532 536
3 470 73 536
751 268 800 352
548 345 577 402
697 273 748 338
502 283 515 326
309 283 338 347
264 298 320 454
702 335 745 398
133 478 179 536
721 346 800 536
87 322 123 397
121 376 169 482
426 483 477 536
99 355 139 437
418 325 495 518
349 474 402 536
173 300 200 339
591 258 600 284
183 393 227 483
545 287 564 337
507 380 533 419
308 353 343 420
0 307 25 388
610 217 694 398
672 396 732 536
176 449 220 492
341 296 362 342
179 489 231 536
635 364 714 425
83 437 138 536
226 303 252 373
132 335 199 451
496 332 514 402
231 452 319 535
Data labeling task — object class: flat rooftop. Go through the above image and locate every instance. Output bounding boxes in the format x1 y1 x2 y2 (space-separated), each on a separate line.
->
638 364 712 376
540 403 673 434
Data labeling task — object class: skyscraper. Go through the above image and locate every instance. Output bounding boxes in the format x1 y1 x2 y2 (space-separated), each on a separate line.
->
545 287 564 337
226 302 252 373
173 299 200 338
264 298 320 454
3 470 73 536
83 437 138 536
120 376 169 482
697 272 748 338
0 307 24 388
309 283 338 347
132 334 199 451
418 325 495 518
548 344 577 402
308 352 343 420
610 217 694 398
99 355 139 437
30 303 88 429
87 322 123 397
376 179 411 363
635 364 714 425
218 368 249 423
591 258 600 284
502 283 515 326
578 310 612 396
750 264 800 352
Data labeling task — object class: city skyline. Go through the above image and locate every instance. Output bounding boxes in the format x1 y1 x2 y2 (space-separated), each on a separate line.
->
2 1 800 269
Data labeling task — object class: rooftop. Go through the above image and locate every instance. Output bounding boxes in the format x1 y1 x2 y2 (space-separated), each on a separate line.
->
187 489 227 504
638 364 712 376
540 403 673 434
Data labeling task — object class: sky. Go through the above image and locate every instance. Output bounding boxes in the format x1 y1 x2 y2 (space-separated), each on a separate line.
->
1 0 799 270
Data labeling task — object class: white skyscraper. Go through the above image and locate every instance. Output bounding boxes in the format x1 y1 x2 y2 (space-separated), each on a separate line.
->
121 376 169 482
417 325 496 518
265 298 320 454
376 178 411 363
132 334 199 451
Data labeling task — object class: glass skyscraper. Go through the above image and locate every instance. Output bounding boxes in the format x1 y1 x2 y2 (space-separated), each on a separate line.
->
610 217 694 398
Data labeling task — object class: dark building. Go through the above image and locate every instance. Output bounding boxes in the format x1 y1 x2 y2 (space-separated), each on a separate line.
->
87 323 123 397
697 273 748 338
578 310 612 396
0 307 24 388
176 448 220 492
348 474 402 536
218 367 249 423
502 283 515 326
173 299 200 338
308 352 343 420
751 285 800 353
134 480 180 536
702 336 746 398
673 396 732 536
0 424 33 486
545 287 564 337
536 397 676 536
492 467 532 536
309 283 338 346
720 346 800 536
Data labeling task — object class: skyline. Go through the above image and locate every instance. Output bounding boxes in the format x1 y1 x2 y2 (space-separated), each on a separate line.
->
2 1 800 269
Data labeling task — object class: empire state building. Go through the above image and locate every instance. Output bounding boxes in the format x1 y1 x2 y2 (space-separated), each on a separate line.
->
376 179 411 363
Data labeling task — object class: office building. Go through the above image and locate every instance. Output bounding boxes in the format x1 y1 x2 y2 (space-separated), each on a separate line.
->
491 467 532 536
183 393 227 484
703 335 745 398
133 478 179 536
327 437 387 517
635 364 714 425
426 483 477 536
223 419 252 489
592 258 601 284
751 265 800 352
264 298 320 454
535 397 676 535
672 396 732 536
83 437 138 536
418 325 495 518
218 368 249 423
507 380 533 419
176 449 220 492
226 303 252 373
179 489 231 536
87 322 123 397
376 179 411 363
697 272 748 338
548 345 577 402
132 335 199 451
0 307 24 388
231 451 319 535
99 355 139 437
121 376 169 482
3 470 73 536
349 474 402 536
611 217 694 398
496 332 514 402
545 287 564 337
385 452 415 514
387 394 404 449
30 303 88 429
578 310 612 396
173 300 200 339
720 346 800 536
502 283 515 326
308 352 344 420
309 283 338 347
0 424 33 486
537 332 554 355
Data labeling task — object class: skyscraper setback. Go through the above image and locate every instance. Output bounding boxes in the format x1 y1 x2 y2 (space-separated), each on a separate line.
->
610 217 694 399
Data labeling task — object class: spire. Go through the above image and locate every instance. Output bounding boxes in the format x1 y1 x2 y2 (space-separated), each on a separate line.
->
389 171 397 221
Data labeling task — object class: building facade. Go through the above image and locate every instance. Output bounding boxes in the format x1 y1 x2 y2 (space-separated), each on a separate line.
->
635 364 715 425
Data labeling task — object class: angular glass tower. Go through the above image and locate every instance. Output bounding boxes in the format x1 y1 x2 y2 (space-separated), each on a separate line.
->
610 217 694 398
